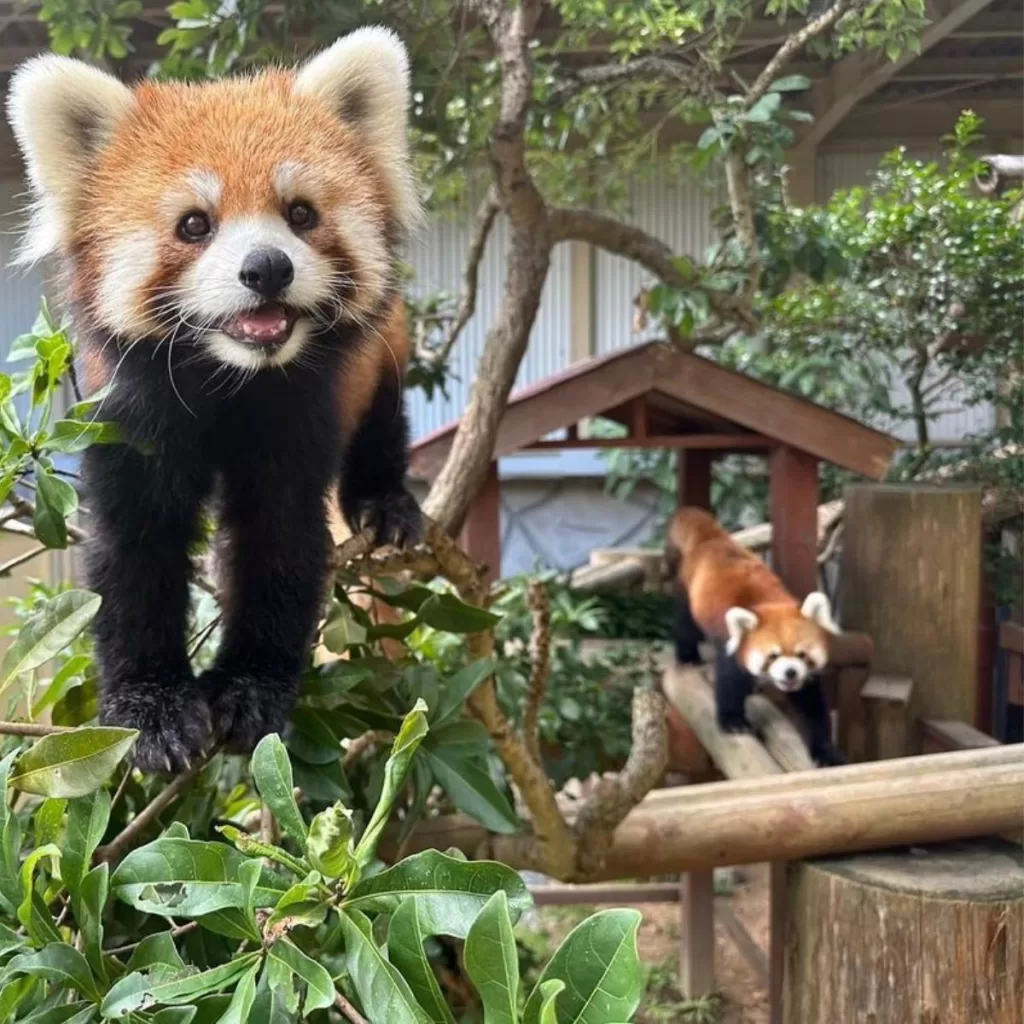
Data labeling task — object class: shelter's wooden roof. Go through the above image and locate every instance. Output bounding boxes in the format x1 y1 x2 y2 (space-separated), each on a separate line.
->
409 342 898 482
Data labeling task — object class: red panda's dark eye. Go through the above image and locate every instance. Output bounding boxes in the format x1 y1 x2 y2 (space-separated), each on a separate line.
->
178 211 212 242
286 201 317 231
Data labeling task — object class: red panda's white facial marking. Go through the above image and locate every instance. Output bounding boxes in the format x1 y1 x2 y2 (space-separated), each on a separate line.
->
6 27 420 373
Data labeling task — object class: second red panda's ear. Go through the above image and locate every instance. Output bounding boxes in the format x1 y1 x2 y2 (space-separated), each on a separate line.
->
725 607 758 655
801 591 841 635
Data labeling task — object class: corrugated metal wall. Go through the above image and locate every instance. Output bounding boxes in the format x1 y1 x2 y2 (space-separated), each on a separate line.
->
404 201 571 439
594 166 722 355
0 178 44 347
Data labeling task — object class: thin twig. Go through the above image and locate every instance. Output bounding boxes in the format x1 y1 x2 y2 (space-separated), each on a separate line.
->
188 615 221 659
0 720 70 737
106 921 199 959
334 991 370 1024
95 755 210 865
523 580 550 765
342 730 391 771
109 764 134 813
0 543 49 577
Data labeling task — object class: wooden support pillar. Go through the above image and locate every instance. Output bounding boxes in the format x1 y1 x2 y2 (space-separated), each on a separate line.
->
459 460 502 585
680 869 715 999
769 447 819 598
677 449 713 510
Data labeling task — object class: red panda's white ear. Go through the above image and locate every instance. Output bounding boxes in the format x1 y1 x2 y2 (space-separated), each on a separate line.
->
6 55 132 263
801 591 841 635
725 607 759 656
294 26 421 234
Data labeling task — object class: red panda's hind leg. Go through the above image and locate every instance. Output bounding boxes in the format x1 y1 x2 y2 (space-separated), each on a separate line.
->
673 586 705 665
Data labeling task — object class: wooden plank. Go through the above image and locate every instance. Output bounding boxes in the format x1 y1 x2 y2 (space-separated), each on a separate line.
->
770 447 819 599
530 882 680 906
1000 621 1024 655
678 448 713 510
459 460 502 585
841 484 982 725
920 718 1000 752
717 901 770 989
680 870 715 998
525 434 776 451
651 348 896 480
861 676 914 761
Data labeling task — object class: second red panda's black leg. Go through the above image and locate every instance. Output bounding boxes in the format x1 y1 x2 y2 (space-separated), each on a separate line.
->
788 682 846 766
714 644 754 734
673 586 705 664
339 369 422 548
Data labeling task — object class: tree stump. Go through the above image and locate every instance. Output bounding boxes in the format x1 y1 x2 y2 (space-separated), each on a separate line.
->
784 838 1024 1024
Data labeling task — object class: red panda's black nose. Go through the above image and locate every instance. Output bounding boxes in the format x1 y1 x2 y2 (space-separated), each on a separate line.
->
784 666 798 681
239 248 294 299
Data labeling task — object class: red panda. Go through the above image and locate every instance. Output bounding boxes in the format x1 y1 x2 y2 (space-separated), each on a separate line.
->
6 28 423 772
667 506 845 766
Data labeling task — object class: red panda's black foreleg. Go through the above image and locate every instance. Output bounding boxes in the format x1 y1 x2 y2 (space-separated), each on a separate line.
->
713 645 756 735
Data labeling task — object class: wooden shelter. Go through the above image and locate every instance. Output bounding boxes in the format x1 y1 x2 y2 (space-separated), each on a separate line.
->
410 342 898 591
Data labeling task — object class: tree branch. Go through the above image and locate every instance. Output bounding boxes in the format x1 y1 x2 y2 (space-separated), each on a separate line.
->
523 580 550 765
552 55 715 104
747 0 858 108
429 188 501 367
0 720 70 737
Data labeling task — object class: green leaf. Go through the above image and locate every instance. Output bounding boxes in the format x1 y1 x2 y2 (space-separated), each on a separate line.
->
17 843 61 941
64 790 111 900
0 590 101 695
306 802 355 879
34 797 66 848
265 938 335 1014
353 701 428 871
6 944 100 1003
523 910 644 1024
21 1003 98 1023
264 879 328 937
421 747 520 834
11 727 137 798
251 734 308 845
33 467 79 549
7 332 38 363
537 979 566 1024
0 752 23 912
767 74 811 93
337 909 428 1024
344 849 530 936
416 593 500 633
285 708 340 765
291 757 350 803
125 931 186 974
78 864 109 983
465 891 519 1024
387 898 456 1024
432 657 495 725
100 952 260 1017
322 602 368 651
215 824 309 877
111 838 288 919
743 92 782 124
212 959 259 1024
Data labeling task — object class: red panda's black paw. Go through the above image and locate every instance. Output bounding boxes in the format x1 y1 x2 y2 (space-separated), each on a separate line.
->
717 713 753 735
200 671 295 755
101 683 212 775
813 744 847 767
349 488 424 549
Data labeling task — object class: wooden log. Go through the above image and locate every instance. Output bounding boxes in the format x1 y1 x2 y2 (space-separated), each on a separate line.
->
921 717 1000 753
861 675 914 760
784 837 1024 1024
841 484 982 725
569 557 646 593
744 694 815 772
663 666 783 778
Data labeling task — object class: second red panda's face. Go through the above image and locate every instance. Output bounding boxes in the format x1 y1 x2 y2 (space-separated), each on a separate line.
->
725 592 840 692
7 28 420 372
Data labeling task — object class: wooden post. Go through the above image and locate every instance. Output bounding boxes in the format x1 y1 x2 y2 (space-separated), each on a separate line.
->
841 484 982 725
784 838 1024 1024
459 460 502 585
861 676 914 760
769 447 819 598
680 870 715 998
677 449 713 510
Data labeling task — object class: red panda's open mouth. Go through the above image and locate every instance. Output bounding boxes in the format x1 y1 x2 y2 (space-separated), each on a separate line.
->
220 304 298 348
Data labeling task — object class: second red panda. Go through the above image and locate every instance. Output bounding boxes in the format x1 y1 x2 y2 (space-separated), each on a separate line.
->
666 506 845 766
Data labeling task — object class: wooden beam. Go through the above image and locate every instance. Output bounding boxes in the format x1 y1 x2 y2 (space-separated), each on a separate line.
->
525 433 775 451
459 460 502 585
798 0 999 150
680 870 716 998
677 449 714 510
770 447 819 599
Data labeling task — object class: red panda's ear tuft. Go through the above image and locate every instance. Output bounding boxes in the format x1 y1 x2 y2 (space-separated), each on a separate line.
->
293 26 421 235
801 591 841 635
6 55 132 263
724 607 758 656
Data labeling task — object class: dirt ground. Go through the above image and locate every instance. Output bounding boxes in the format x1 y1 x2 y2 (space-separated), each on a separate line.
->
530 863 771 1023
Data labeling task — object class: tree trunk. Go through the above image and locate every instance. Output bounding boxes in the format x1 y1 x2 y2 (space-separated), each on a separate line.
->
784 837 1024 1024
